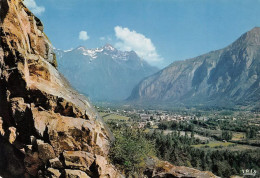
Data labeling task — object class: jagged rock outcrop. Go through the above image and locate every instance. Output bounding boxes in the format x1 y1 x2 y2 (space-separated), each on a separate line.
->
0 0 218 177
144 158 218 178
129 27 260 109
0 0 121 177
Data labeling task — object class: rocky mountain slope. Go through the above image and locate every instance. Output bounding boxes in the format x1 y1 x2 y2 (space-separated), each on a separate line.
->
0 0 218 177
0 0 121 177
129 27 260 108
55 45 158 101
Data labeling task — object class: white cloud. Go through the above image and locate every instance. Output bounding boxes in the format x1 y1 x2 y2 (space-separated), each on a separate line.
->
99 36 112 41
114 26 163 65
99 37 106 41
79 31 90 41
24 0 45 15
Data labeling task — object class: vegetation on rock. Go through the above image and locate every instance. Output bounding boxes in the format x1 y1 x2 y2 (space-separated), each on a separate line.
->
109 124 156 175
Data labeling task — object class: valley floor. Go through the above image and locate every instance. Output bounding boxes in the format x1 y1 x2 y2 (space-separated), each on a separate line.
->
96 106 260 177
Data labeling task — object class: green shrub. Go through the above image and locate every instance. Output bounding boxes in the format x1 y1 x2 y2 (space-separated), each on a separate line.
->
109 128 156 175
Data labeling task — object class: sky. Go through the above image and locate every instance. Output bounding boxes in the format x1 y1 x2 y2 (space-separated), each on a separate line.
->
24 0 260 68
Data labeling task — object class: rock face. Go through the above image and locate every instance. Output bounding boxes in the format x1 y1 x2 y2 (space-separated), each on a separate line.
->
55 45 158 101
145 158 219 178
0 0 218 177
0 0 121 177
129 27 260 109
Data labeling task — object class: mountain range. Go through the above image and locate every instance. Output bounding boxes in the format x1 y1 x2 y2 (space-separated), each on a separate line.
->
55 45 158 101
0 0 219 177
129 27 260 109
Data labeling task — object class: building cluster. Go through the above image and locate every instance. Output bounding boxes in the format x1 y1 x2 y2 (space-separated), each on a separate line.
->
137 112 208 128
98 107 209 129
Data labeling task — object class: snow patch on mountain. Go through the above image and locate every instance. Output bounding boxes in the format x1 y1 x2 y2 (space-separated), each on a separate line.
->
73 44 136 61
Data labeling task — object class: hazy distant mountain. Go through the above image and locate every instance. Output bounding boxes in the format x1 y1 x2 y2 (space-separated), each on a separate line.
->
55 44 159 101
128 27 260 108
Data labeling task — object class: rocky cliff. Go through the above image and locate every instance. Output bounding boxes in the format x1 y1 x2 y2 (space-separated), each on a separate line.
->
129 27 260 109
0 0 218 177
0 0 121 177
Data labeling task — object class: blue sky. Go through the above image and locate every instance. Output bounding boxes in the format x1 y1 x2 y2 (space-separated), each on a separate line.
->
24 0 260 68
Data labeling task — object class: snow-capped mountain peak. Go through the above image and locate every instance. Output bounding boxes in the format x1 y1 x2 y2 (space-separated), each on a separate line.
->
71 44 138 61
103 44 116 51
56 44 159 101
75 46 104 59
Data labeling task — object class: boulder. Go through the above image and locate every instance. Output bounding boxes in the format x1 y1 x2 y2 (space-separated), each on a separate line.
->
63 151 95 172
95 155 123 178
0 117 5 136
37 140 56 163
144 158 219 178
10 97 30 123
24 152 41 176
65 169 90 178
49 157 63 169
8 127 16 144
46 168 61 178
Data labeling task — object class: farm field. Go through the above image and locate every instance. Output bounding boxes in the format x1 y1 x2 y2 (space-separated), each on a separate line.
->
99 112 130 122
232 132 246 141
192 141 260 151
192 141 235 148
